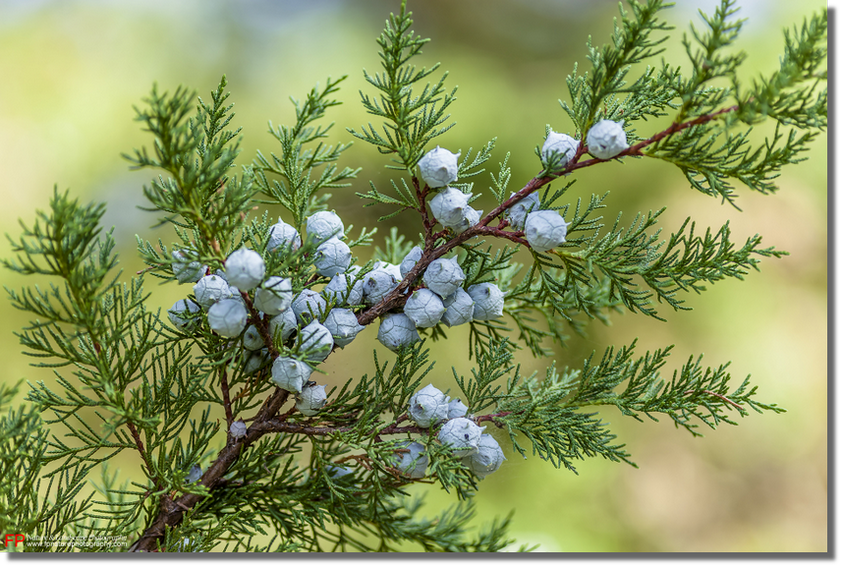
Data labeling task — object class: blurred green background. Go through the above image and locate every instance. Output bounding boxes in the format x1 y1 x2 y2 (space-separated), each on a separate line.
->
0 0 826 552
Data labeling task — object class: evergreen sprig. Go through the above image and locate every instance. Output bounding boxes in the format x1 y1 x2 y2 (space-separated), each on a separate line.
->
736 9 828 129
125 76 254 261
349 0 456 169
1 0 824 554
254 76 361 229
647 119 819 206
562 0 675 136
676 0 747 121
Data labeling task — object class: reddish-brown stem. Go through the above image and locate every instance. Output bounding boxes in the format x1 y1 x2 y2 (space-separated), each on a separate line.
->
254 417 429 438
474 226 528 247
129 388 291 551
475 412 512 428
277 404 298 421
413 176 439 252
564 104 740 175
240 289 280 358
376 423 428 436
127 422 157 484
475 412 512 423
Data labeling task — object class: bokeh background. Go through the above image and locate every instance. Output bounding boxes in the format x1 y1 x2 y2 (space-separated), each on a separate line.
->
0 0 827 553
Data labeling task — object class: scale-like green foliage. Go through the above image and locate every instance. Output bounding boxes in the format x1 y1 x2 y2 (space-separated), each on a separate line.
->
1 0 824 554
349 0 456 170
254 76 361 229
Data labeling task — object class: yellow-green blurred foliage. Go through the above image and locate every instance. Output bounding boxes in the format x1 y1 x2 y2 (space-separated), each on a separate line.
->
0 0 826 552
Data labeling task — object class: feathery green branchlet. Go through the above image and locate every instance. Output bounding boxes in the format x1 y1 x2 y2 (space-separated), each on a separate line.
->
349 0 456 170
1 0 824 553
254 76 361 230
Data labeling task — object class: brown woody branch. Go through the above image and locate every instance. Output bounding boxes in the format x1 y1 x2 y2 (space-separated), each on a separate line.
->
128 387 290 552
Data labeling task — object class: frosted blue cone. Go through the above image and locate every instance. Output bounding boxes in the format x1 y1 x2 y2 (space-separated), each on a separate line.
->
362 268 399 305
296 383 328 416
467 282 505 320
172 250 206 284
168 299 201 332
408 384 450 428
505 191 540 231
269 308 298 343
292 289 327 323
323 308 365 348
441 288 474 327
376 313 420 352
418 146 460 188
373 261 403 282
242 325 265 351
271 356 312 393
438 417 485 457
430 186 469 227
404 288 445 328
253 276 293 316
306 211 344 244
447 398 469 419
324 267 364 306
524 210 569 253
207 298 248 338
298 320 334 363
541 130 578 167
229 420 247 439
586 119 628 159
193 274 234 309
314 237 352 277
267 219 301 252
461 434 506 478
224 248 265 291
400 246 423 278
243 348 270 375
423 257 465 299
451 205 482 234
392 440 429 479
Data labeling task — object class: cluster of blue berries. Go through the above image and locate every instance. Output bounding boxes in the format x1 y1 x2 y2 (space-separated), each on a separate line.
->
541 119 628 166
419 145 572 256
517 122 627 252
166 211 361 418
374 250 507 353
389 383 505 480
162 131 631 481
418 147 481 234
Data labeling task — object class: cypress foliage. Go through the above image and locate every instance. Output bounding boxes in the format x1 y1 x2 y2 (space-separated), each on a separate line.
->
1 0 825 553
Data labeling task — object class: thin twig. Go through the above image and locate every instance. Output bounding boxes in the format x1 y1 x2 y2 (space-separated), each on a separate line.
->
127 422 157 484
475 411 512 428
685 389 744 412
220 370 234 429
